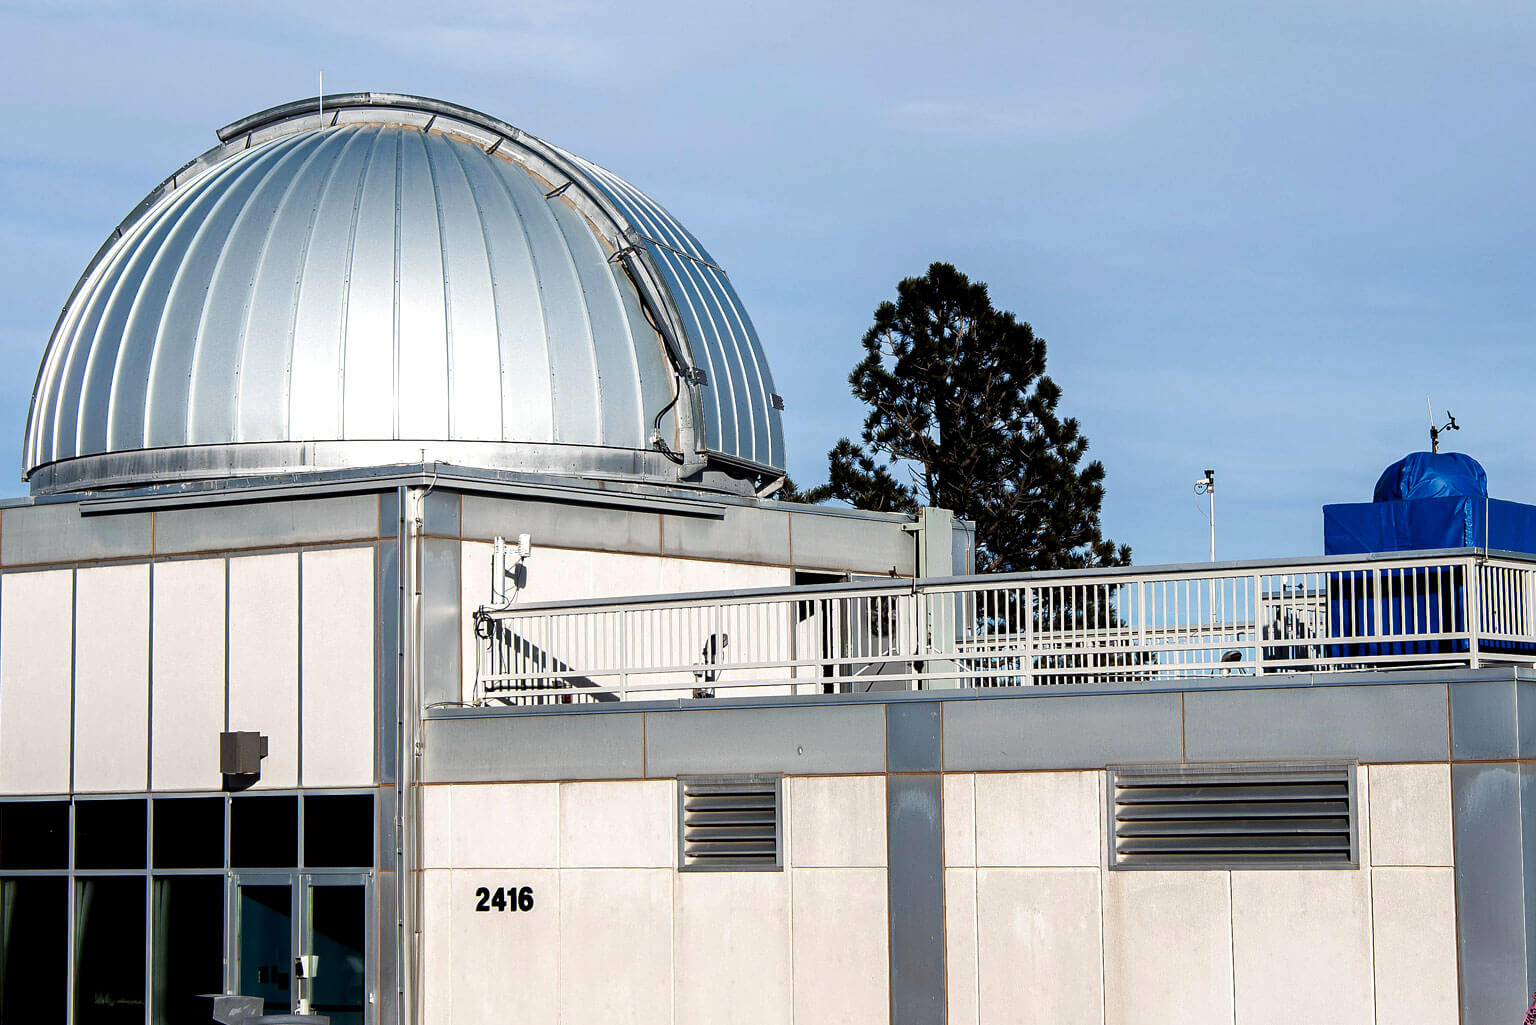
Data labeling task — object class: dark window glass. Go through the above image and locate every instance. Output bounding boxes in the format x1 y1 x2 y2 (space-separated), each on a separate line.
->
303 796 374 868
237 885 291 1013
310 885 366 1025
230 796 297 869
0 876 67 1024
74 877 146 1025
153 798 224 869
76 800 147 870
151 876 224 1025
0 801 69 870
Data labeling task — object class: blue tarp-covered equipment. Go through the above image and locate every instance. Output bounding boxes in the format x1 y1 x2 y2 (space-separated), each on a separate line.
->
1321 452 1536 661
1371 451 1487 503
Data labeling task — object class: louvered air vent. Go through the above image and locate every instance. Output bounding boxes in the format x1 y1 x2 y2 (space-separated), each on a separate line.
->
1109 763 1356 869
678 776 782 872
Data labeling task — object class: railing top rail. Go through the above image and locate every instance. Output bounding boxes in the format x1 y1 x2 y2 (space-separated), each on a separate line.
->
479 547 1524 618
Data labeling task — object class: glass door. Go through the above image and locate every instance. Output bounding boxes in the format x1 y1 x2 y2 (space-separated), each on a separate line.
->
302 876 368 1025
232 873 369 1022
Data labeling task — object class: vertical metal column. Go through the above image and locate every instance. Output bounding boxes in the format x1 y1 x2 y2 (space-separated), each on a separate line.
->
886 702 945 1025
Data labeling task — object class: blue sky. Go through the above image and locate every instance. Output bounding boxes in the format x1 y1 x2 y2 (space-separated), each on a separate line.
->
3 0 1533 564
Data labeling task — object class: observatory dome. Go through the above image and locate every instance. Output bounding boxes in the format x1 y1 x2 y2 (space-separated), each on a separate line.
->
24 93 785 495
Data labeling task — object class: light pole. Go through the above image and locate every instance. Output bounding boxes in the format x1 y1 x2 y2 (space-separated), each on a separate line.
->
1195 469 1215 562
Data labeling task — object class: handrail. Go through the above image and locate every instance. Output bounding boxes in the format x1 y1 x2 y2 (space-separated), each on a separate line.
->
472 550 1536 704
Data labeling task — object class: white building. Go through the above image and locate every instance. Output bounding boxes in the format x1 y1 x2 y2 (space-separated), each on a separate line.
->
0 93 1528 1025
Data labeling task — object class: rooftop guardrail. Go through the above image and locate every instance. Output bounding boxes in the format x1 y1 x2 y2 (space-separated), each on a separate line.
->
471 549 1536 704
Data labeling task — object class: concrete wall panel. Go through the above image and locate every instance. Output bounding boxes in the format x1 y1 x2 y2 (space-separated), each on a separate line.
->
228 553 299 788
73 564 149 792
559 780 675 869
1103 870 1234 1025
791 868 889 1025
788 775 886 868
1368 763 1452 867
975 771 1102 868
420 782 560 869
1371 867 1457 1025
976 868 1104 1025
0 569 73 793
674 871 792 1025
559 868 672 1025
944 869 979 1025
151 559 225 790
422 868 559 1025
943 773 976 868
1230 870 1373 1025
301 546 375 786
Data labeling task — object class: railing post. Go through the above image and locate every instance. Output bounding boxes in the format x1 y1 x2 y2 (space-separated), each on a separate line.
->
1252 573 1265 676
619 608 629 701
1467 555 1481 669
1023 583 1035 687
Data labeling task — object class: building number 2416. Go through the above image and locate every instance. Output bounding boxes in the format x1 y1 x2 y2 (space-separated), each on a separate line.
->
474 886 535 912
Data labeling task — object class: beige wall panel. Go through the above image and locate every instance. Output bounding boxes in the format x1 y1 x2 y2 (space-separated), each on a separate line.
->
944 773 976 868
151 559 226 790
788 775 887 868
1103 870 1234 1025
976 868 1104 1025
301 547 375 787
675 871 792 1025
658 559 790 594
975 771 1102 867
1371 867 1457 1025
228 554 299 788
447 783 558 868
945 868 980 1025
420 870 453 1025
74 564 149 792
429 868 559 1025
560 779 674 868
422 786 451 868
791 868 889 1025
0 569 73 793
1230 869 1373 1025
559 868 671 1025
1368 763 1452 867
460 541 490 697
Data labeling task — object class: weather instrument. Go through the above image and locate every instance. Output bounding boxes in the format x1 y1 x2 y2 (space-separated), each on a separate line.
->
1427 397 1459 453
1194 469 1216 562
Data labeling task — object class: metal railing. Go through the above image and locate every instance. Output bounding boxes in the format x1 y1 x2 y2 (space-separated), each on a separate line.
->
470 550 1536 704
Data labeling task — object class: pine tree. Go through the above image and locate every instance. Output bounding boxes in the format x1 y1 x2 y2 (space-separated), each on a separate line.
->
792 263 1129 573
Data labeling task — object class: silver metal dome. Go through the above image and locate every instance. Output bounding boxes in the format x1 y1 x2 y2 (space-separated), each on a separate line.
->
24 93 785 494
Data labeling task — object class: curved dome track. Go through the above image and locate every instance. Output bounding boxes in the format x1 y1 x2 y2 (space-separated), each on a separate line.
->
24 94 785 493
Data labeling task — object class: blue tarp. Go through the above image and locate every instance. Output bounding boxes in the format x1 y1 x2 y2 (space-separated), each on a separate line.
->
1323 497 1536 556
1372 451 1487 502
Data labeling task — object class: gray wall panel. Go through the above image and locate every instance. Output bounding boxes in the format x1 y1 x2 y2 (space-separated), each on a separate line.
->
422 713 645 781
153 494 381 553
1184 684 1448 763
887 774 943 1025
376 540 400 783
644 703 885 776
420 538 461 708
1 503 152 565
1451 681 1518 761
661 505 790 566
1519 682 1536 759
887 702 940 773
461 495 659 555
943 692 1183 770
789 509 916 576
1453 762 1529 1024
422 489 460 538
1524 764 1536 1002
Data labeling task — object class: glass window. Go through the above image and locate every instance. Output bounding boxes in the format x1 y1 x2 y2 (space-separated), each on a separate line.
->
152 798 224 870
304 796 374 868
230 796 297 869
151 876 224 1025
0 801 69 870
76 800 147 870
74 877 146 1025
0 876 67 1024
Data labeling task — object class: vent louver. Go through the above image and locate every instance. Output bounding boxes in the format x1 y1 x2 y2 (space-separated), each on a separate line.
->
678 776 781 871
1109 763 1356 869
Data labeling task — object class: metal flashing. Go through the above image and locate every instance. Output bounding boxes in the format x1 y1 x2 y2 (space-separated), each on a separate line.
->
644 704 886 777
1452 762 1529 1022
886 703 941 773
886 773 944 1025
